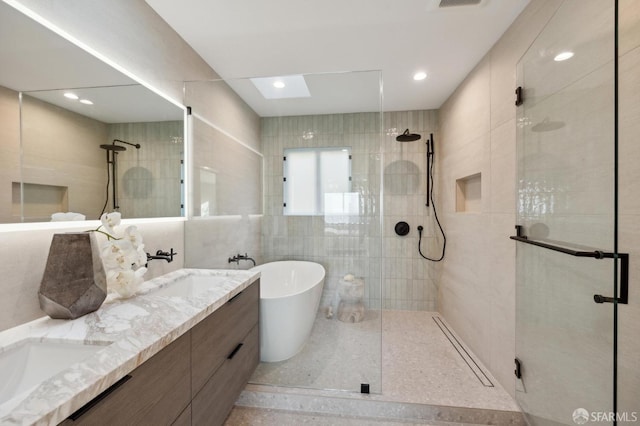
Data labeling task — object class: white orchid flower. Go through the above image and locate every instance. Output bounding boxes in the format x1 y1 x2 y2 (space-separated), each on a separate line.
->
92 213 148 299
107 267 146 299
124 226 144 249
120 226 147 267
100 212 122 236
101 239 137 270
134 246 148 269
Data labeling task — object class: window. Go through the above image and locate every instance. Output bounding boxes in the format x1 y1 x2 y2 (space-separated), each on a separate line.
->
283 147 353 216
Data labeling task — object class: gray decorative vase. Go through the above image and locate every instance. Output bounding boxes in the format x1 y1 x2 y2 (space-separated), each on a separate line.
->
38 232 107 319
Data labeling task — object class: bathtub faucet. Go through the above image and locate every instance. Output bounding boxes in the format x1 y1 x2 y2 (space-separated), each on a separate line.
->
147 248 178 263
228 253 256 267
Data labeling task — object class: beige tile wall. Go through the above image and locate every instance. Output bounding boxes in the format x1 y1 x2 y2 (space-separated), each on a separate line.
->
110 121 184 218
20 94 108 221
261 110 440 311
0 89 110 223
437 0 564 397
439 0 640 412
0 86 23 223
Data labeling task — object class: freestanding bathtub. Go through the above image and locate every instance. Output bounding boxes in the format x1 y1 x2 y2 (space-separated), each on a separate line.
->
251 261 325 362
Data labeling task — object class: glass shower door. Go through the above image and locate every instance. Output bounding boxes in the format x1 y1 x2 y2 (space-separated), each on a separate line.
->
184 71 384 394
514 1 621 425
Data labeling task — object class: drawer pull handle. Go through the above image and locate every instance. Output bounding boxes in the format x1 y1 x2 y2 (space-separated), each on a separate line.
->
227 343 243 359
228 291 243 303
68 374 133 421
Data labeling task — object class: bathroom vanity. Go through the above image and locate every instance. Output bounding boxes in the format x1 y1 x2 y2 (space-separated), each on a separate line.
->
0 269 260 426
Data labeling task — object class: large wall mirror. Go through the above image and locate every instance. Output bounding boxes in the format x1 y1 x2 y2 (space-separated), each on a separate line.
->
0 2 185 224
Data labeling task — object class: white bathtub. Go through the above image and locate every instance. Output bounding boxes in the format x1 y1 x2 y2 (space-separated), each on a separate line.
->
252 261 325 362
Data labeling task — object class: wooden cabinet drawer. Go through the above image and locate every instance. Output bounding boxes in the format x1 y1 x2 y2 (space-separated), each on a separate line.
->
191 280 259 395
61 279 260 426
63 332 191 426
192 324 259 426
171 404 191 426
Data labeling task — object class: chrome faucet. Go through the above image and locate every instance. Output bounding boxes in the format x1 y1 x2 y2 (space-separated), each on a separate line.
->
146 248 178 263
228 253 256 267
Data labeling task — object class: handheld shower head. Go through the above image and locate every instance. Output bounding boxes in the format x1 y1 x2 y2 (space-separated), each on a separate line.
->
396 129 421 142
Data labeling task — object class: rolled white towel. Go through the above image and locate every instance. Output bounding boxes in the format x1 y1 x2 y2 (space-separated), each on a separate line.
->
343 273 355 282
51 212 87 221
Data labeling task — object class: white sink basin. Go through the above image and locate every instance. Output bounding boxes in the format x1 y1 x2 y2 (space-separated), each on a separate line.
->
0 339 108 407
150 274 231 298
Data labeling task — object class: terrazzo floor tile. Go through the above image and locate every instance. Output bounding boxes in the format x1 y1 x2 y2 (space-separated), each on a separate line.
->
224 406 451 426
380 311 518 411
250 310 519 411
252 310 382 392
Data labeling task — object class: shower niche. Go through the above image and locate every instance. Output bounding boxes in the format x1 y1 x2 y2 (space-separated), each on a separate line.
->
455 173 481 213
11 182 68 222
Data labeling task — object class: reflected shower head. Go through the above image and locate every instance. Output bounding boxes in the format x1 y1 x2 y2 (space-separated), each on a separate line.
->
113 139 141 149
100 144 126 151
531 118 565 132
396 129 421 142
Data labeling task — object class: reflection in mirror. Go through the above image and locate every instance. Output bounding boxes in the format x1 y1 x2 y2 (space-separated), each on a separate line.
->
14 86 184 223
184 71 382 219
188 113 262 217
0 1 185 224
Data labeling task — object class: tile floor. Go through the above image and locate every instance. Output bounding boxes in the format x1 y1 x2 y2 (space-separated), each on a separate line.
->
226 310 521 425
226 406 455 426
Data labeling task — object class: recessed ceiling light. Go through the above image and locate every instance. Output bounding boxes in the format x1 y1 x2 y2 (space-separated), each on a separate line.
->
273 81 286 89
554 51 574 61
64 92 79 100
79 99 93 105
413 72 427 81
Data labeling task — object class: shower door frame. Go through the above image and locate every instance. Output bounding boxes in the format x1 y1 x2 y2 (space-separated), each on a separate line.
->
513 0 624 424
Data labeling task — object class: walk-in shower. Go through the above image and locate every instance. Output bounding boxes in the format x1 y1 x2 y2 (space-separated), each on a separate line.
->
99 139 140 216
183 72 522 419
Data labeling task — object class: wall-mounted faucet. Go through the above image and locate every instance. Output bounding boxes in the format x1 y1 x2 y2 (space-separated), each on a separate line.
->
147 248 178 263
228 253 256 267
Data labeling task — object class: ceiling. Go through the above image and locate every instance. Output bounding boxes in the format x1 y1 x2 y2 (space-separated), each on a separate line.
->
146 0 530 116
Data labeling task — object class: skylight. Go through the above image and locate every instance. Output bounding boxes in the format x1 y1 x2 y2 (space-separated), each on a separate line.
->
250 75 311 100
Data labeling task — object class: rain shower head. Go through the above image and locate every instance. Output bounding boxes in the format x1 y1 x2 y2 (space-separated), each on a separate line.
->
396 129 421 142
100 144 126 151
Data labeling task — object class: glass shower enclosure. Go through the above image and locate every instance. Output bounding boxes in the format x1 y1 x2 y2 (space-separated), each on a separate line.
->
514 1 623 424
184 71 384 394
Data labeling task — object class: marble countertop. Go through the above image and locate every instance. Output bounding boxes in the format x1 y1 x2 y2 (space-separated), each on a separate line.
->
0 268 259 426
